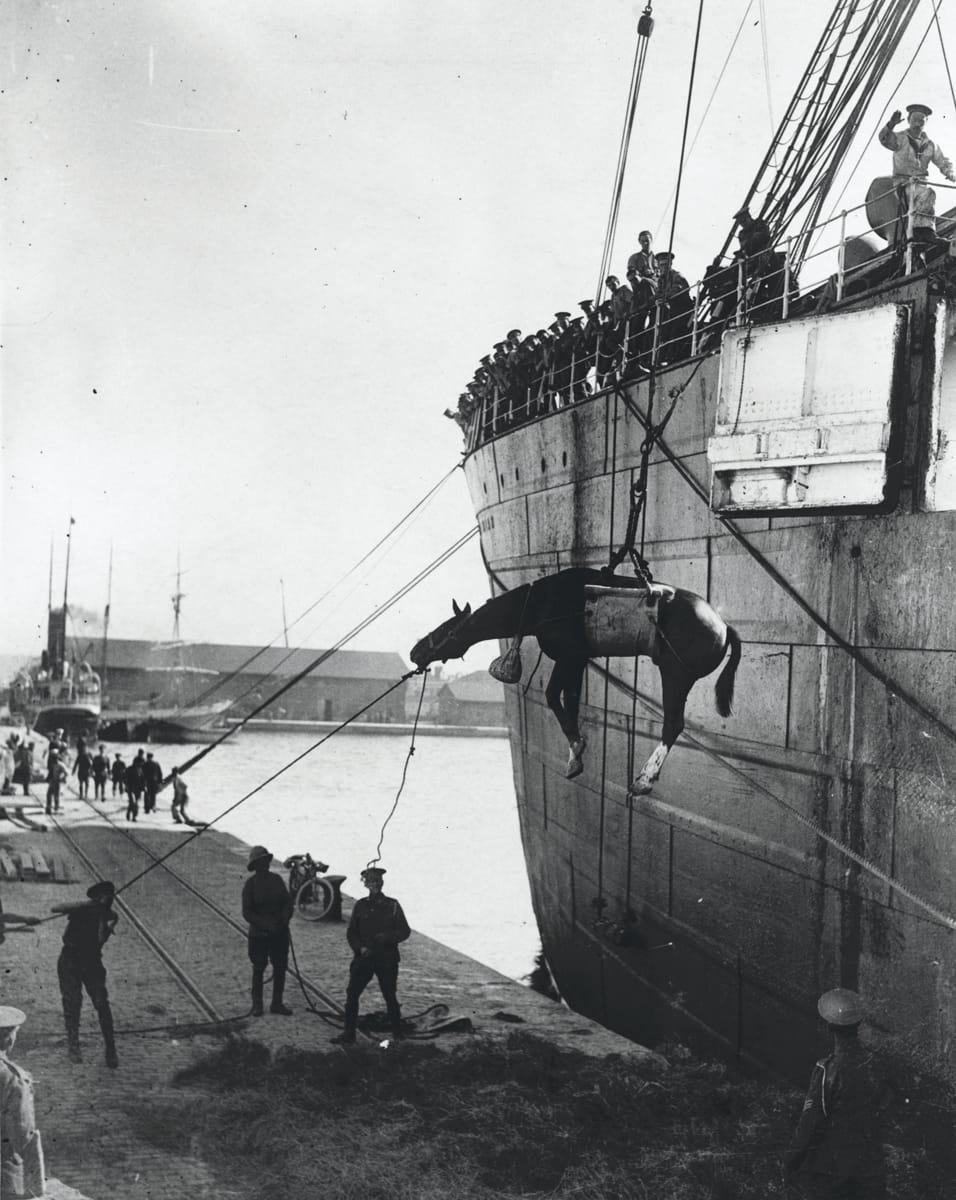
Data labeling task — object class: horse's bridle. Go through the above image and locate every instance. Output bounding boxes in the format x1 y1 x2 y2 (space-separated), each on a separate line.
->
418 613 470 664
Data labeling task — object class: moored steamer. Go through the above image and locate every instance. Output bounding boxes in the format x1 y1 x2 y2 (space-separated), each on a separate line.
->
454 1 956 1088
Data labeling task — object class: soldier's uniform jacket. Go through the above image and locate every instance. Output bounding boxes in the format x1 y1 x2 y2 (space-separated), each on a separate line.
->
0 1054 39 1198
786 1040 889 1181
346 893 410 965
61 903 117 958
878 125 954 183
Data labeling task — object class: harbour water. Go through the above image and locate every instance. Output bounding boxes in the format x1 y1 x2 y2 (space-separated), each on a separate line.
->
131 730 539 980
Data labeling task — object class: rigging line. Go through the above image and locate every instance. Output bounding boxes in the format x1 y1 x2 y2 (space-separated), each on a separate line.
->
587 658 956 934
757 0 776 138
367 669 429 869
113 672 420 899
477 556 956 935
813 0 946 249
615 388 956 755
653 0 755 241
170 526 479 777
934 3 956 116
183 464 462 711
213 527 480 724
664 0 705 265
597 33 643 297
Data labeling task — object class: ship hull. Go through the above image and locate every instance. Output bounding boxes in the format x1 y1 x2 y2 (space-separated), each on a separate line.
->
32 704 100 742
464 281 956 1085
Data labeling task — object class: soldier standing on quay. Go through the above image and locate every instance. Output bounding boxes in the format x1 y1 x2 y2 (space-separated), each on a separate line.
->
90 745 110 802
111 753 126 797
784 988 891 1199
51 881 120 1068
142 752 162 815
0 1006 45 1200
332 866 410 1044
241 846 293 1017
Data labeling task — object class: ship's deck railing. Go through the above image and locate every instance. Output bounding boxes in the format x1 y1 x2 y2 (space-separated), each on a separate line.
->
461 180 953 452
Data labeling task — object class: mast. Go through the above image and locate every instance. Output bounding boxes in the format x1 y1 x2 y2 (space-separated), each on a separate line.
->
47 537 54 614
62 516 75 612
280 578 290 649
101 545 113 689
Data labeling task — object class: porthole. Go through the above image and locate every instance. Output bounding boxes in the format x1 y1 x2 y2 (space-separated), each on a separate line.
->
515 468 520 481
541 458 546 473
562 450 568 467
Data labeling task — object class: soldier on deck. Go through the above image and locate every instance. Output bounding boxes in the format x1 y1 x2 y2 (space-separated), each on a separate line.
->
784 988 891 1199
879 103 955 254
0 1006 45 1200
242 845 293 1017
332 866 410 1044
627 230 659 291
51 881 119 1068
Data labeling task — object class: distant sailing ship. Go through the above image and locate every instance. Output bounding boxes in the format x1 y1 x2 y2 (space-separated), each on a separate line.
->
98 564 233 744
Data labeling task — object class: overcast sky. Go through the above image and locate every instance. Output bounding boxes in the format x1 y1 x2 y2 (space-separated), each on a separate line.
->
2 0 953 674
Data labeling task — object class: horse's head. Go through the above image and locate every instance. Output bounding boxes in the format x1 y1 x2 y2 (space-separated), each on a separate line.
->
410 600 473 668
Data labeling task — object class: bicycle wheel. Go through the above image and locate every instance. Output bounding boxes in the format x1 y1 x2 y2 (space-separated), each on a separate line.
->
296 878 333 921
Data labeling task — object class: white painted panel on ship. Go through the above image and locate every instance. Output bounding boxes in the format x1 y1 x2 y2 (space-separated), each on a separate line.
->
923 300 956 511
708 304 906 512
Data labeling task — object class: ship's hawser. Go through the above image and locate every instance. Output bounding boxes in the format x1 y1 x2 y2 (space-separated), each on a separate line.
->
458 2 956 1087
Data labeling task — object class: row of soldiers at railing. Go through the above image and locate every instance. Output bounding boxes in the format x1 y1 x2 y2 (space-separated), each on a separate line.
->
446 212 800 439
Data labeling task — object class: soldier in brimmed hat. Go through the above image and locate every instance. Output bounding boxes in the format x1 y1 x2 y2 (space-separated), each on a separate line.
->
784 988 891 1198
0 1005 45 1200
241 846 294 1017
50 880 119 1067
331 866 410 1044
879 102 955 249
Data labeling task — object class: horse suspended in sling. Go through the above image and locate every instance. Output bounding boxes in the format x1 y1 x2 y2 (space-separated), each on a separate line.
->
409 567 741 795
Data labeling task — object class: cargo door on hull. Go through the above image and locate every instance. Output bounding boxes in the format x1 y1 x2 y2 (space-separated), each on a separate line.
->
708 303 908 513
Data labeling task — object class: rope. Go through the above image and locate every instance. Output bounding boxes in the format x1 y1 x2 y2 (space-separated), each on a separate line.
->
367 670 429 869
182 465 461 713
934 4 956 118
595 5 655 302
477 557 956 939
757 0 776 137
113 671 421 899
663 0 705 267
654 0 755 240
169 527 478 779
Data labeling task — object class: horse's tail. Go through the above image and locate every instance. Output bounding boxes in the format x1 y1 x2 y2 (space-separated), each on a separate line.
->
714 625 742 718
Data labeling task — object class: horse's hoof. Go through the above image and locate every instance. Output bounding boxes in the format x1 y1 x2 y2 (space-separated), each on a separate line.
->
570 737 587 758
566 758 584 780
628 779 653 797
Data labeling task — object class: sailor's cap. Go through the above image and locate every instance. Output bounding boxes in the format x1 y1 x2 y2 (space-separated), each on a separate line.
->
554 311 571 320
361 866 386 880
0 1007 26 1030
907 103 933 117
817 988 865 1026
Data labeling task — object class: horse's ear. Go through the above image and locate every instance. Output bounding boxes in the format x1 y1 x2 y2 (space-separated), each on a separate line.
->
463 603 472 616
452 599 462 616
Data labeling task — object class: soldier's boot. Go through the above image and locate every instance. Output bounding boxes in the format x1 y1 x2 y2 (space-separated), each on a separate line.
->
98 1006 119 1068
65 1018 82 1064
331 1027 356 1044
251 980 264 1017
270 969 292 1016
388 1003 405 1040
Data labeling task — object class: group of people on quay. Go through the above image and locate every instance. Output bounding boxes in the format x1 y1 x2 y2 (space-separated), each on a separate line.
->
446 214 798 440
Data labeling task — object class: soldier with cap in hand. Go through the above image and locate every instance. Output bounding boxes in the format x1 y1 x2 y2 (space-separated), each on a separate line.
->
0 1005 45 1200
242 845 293 1017
51 881 119 1068
332 866 410 1044
784 988 891 1199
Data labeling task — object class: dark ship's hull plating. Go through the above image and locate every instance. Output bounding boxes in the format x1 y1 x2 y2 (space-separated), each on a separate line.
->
465 277 956 1083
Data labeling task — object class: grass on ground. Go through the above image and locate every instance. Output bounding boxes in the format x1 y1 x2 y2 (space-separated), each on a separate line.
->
133 1032 951 1200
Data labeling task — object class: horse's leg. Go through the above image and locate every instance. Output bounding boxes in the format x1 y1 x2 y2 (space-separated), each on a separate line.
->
545 659 588 778
629 661 692 796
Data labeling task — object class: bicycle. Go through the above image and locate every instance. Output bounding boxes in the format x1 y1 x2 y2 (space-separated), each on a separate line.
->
283 853 335 921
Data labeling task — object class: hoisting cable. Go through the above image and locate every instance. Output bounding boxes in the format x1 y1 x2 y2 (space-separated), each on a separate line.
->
933 3 956 119
616 387 956 757
168 526 478 779
595 4 655 304
367 669 430 870
477 559 956 936
663 0 704 266
653 0 755 241
182 464 462 712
